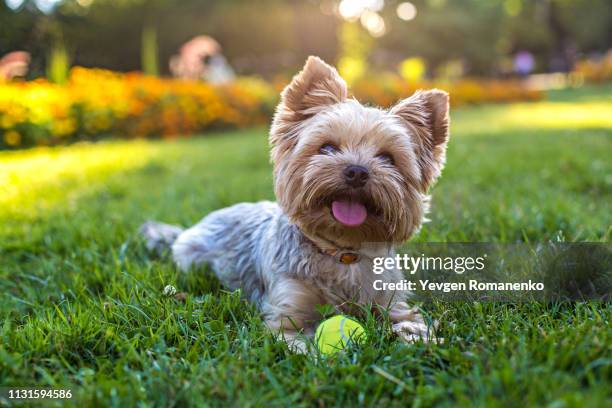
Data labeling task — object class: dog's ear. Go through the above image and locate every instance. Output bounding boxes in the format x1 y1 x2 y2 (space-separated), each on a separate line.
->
390 89 450 190
279 56 347 119
270 56 347 162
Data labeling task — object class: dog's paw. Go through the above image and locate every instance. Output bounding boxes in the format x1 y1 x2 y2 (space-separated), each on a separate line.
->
286 338 309 354
392 320 442 344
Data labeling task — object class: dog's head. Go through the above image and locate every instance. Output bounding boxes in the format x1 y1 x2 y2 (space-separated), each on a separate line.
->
270 56 450 247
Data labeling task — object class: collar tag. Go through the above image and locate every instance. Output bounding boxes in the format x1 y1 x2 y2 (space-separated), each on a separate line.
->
314 238 361 264
338 252 361 264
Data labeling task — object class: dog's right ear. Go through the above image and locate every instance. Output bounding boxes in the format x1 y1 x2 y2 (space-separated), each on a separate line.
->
270 57 347 154
279 56 347 119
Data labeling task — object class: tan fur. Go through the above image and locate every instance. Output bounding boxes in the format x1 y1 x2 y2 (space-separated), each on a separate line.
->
270 56 450 249
390 89 450 190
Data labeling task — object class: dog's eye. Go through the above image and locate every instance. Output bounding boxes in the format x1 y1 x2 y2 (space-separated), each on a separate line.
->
319 143 339 155
377 153 395 165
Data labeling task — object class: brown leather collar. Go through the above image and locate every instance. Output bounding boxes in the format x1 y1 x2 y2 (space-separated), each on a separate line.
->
303 233 362 265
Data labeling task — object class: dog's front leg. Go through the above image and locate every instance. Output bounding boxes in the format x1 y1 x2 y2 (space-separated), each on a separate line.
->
261 278 324 353
388 301 440 344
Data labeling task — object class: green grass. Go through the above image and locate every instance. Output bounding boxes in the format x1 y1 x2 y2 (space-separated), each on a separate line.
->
1 86 611 407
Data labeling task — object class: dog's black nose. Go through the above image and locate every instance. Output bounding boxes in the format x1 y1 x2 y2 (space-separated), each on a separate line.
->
343 165 369 188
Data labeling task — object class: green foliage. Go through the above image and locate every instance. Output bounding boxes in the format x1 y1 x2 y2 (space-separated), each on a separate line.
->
141 22 159 76
0 87 610 406
338 22 372 84
47 40 69 84
3 0 611 77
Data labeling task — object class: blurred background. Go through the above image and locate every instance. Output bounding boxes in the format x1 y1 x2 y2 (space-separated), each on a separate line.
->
1 0 611 148
2 4 612 404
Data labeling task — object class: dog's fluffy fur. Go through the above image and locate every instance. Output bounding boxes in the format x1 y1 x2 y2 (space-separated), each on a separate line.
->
141 56 450 351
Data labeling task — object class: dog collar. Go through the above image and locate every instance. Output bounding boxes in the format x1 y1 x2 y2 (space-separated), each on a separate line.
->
302 232 362 265
323 248 361 264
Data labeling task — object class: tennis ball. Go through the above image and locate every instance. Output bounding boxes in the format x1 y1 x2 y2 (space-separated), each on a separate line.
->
315 315 366 355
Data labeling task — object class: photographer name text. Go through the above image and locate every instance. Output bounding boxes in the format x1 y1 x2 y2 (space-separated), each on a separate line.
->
373 279 545 292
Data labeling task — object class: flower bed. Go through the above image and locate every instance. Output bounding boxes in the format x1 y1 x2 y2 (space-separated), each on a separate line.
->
1 67 544 149
573 52 612 83
351 74 542 108
0 67 277 148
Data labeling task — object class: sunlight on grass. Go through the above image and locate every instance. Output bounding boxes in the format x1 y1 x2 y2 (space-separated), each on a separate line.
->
0 141 159 220
502 102 612 128
452 100 612 135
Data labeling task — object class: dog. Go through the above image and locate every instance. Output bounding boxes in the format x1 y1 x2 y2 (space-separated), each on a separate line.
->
141 56 450 352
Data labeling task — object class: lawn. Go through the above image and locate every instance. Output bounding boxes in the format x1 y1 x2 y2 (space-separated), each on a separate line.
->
1 85 611 407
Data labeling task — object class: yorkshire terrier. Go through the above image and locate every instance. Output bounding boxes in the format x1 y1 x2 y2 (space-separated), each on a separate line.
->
141 56 450 352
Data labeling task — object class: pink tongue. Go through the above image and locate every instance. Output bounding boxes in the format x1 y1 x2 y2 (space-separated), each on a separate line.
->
331 200 367 227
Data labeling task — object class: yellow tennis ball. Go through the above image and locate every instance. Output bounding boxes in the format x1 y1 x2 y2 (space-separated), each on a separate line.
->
315 315 366 355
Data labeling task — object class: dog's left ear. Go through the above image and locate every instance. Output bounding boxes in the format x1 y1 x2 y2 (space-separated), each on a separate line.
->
390 89 450 190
